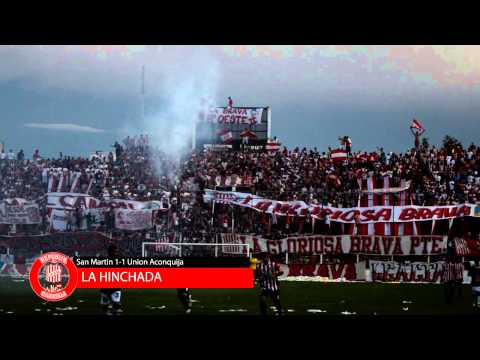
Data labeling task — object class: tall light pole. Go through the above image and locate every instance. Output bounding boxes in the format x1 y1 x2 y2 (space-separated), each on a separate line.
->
141 65 145 123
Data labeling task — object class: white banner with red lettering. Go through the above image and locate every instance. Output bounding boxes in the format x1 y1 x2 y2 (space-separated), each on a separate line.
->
47 192 102 210
310 204 474 223
114 209 153 231
200 107 264 125
46 193 166 231
205 190 475 223
47 193 168 211
222 234 447 256
279 262 366 281
369 261 445 283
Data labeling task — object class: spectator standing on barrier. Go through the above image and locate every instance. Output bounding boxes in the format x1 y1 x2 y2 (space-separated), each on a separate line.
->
343 136 352 157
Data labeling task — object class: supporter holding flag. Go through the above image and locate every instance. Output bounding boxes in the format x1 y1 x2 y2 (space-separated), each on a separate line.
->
344 136 352 156
410 118 425 149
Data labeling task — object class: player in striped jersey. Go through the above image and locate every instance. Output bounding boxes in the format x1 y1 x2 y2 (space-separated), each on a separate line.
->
442 254 464 305
256 252 284 316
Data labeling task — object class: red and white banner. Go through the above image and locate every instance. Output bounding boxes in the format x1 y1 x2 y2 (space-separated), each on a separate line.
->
200 107 264 125
205 190 476 225
355 176 413 236
331 149 347 162
369 261 444 283
360 181 411 194
310 204 474 224
223 234 447 256
232 195 309 216
234 196 473 224
47 192 102 210
70 172 82 193
47 193 168 212
115 209 153 231
47 176 57 193
57 174 65 193
280 262 366 281
46 193 166 231
266 140 281 152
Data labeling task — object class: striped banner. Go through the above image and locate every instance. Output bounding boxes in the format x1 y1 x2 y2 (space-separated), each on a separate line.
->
86 179 94 194
57 175 65 193
47 175 57 193
70 172 82 193
356 176 413 236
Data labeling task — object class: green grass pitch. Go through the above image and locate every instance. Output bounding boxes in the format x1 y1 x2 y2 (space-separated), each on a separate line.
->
0 278 478 316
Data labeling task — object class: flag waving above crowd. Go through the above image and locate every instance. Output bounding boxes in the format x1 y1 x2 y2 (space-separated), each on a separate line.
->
410 118 425 132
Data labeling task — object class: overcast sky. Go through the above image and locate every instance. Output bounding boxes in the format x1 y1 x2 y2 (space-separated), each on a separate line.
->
1 45 480 158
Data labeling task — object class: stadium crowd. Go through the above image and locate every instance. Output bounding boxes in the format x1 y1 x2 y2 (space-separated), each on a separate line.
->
0 134 480 238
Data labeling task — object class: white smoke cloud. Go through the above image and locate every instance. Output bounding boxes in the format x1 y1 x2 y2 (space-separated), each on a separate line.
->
3 46 222 179
24 123 106 133
142 48 221 180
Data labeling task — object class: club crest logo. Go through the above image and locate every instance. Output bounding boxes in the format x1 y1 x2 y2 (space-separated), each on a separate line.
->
29 252 78 302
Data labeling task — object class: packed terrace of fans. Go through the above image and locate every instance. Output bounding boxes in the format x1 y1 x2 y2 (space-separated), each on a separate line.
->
1 134 480 238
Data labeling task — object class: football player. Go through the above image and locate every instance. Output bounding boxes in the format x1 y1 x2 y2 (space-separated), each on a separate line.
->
177 288 192 314
256 252 284 315
100 244 123 315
